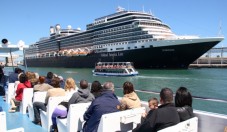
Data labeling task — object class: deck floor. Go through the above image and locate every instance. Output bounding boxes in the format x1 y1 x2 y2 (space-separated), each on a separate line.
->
0 96 46 132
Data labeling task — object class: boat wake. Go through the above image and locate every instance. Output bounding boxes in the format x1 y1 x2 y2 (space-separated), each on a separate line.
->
64 71 78 74
136 75 190 80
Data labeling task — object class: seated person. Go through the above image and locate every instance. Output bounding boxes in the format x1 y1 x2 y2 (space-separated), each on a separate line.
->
8 68 22 83
34 76 53 92
32 77 65 124
90 80 103 98
83 81 120 132
175 87 194 121
119 81 141 110
9 74 32 112
142 97 159 118
51 78 78 130
133 88 180 132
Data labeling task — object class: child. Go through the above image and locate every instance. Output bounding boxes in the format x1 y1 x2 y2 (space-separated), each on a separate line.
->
142 97 159 118
148 97 159 111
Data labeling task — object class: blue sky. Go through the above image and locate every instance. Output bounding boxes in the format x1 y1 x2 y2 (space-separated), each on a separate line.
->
0 0 226 47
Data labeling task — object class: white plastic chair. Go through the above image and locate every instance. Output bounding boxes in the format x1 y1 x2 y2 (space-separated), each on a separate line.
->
19 88 34 114
97 107 146 132
56 102 91 132
0 111 24 132
40 96 65 132
158 117 198 132
28 91 47 121
5 83 15 104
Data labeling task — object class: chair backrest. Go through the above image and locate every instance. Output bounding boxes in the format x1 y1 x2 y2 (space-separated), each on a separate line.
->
20 88 34 114
97 107 146 132
46 96 65 131
5 83 15 103
0 111 7 132
67 102 91 132
33 91 47 103
158 117 198 132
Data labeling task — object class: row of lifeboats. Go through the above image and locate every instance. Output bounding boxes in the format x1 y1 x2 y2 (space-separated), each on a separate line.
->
58 48 91 56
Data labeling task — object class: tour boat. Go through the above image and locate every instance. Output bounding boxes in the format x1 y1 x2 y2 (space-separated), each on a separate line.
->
92 62 139 76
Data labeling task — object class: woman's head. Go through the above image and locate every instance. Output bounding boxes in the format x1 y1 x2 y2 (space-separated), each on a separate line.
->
91 81 102 93
175 87 192 107
64 78 76 91
38 76 46 84
50 77 61 88
123 81 134 94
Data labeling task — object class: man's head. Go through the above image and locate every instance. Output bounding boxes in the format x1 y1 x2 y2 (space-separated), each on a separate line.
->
160 88 173 104
103 81 114 91
80 79 88 89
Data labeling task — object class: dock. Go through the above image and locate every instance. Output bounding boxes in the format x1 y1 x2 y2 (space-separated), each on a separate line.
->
190 47 227 68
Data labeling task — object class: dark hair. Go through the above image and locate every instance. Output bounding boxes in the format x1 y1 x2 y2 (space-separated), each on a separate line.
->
123 81 134 94
19 73 28 83
39 76 46 84
46 72 53 79
15 68 22 73
160 88 173 103
91 81 102 93
80 79 88 89
50 77 60 88
175 87 192 107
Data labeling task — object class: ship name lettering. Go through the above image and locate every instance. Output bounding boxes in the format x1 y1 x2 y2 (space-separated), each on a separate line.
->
162 49 175 52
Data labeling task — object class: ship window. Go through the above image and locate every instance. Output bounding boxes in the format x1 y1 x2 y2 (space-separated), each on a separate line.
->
110 49 113 51
150 45 153 48
141 46 145 48
128 47 130 49
134 46 137 49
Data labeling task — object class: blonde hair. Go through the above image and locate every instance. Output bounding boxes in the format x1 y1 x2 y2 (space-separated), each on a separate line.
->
64 78 76 91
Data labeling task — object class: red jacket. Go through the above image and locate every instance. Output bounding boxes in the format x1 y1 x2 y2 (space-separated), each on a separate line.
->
15 81 32 101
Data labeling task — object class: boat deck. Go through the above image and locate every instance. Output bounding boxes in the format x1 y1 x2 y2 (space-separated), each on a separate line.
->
0 96 46 132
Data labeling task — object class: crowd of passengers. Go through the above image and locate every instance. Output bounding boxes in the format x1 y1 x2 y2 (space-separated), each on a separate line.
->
5 67 194 132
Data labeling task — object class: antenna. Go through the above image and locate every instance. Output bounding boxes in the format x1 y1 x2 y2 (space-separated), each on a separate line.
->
142 5 145 12
218 20 223 47
218 20 223 37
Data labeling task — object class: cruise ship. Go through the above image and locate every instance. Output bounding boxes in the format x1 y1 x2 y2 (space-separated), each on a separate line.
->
25 7 224 69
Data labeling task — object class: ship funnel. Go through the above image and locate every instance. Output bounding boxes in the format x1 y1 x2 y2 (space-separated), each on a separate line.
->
55 24 61 31
55 24 61 34
50 26 55 34
1 38 8 45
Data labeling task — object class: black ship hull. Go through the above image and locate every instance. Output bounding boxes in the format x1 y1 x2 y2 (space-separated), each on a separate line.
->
25 40 221 69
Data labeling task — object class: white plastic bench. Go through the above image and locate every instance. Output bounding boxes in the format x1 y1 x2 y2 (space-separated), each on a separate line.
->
97 107 146 132
56 102 91 132
5 83 15 104
19 88 33 114
28 91 47 121
40 96 65 132
158 117 198 132
0 111 24 132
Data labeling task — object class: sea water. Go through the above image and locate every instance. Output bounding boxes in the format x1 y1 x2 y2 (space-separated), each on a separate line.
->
4 67 227 115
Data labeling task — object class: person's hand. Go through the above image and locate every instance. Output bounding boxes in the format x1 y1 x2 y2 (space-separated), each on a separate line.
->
142 112 147 118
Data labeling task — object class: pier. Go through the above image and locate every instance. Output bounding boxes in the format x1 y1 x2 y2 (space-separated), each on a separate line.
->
190 47 227 68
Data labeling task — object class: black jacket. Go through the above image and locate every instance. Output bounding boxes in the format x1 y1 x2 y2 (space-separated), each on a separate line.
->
133 103 180 132
176 106 194 122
